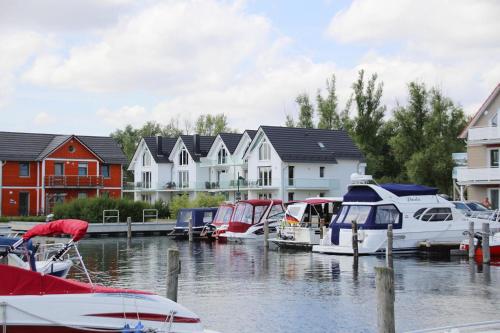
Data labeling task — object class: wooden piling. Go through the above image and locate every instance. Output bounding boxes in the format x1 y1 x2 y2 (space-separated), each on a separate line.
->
386 224 393 269
188 218 193 242
264 218 269 248
375 266 395 333
352 221 359 257
319 218 325 239
127 217 132 240
468 221 475 259
482 223 490 264
166 247 180 302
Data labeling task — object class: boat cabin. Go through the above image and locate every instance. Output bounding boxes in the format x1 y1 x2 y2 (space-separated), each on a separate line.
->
175 207 218 230
211 204 235 228
284 198 342 228
227 199 284 233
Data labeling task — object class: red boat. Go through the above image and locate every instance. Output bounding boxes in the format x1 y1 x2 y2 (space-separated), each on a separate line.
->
460 232 500 260
209 203 235 240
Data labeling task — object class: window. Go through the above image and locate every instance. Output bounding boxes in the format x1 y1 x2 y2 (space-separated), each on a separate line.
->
288 192 294 201
233 203 254 224
203 211 214 223
101 164 110 178
78 192 88 199
218 148 227 164
178 171 189 188
375 205 400 225
420 208 453 222
320 166 325 178
141 194 152 203
78 163 88 176
413 208 427 219
288 166 294 186
489 189 499 210
259 140 271 160
491 112 498 127
259 166 272 186
142 171 151 188
337 205 371 224
19 162 30 177
258 193 272 199
179 149 189 165
180 210 193 223
68 145 76 153
142 152 151 166
319 192 325 197
490 150 499 168
55 162 64 176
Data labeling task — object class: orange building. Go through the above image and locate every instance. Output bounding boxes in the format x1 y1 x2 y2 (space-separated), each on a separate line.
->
0 132 127 216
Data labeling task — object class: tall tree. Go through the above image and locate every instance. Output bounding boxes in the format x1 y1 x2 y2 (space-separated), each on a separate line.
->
195 113 232 135
317 74 340 130
285 114 295 127
296 93 314 128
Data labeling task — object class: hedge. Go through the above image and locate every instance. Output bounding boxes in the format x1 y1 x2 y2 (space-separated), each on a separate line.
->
0 216 47 223
53 197 169 223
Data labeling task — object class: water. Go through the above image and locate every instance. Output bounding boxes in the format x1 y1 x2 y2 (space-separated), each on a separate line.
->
70 237 500 333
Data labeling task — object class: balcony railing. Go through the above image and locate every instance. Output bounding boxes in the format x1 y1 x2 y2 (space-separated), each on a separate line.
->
286 178 339 190
45 175 104 188
468 126 500 141
456 167 500 183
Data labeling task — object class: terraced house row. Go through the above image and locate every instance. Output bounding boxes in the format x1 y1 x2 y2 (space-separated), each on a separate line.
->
0 132 127 216
126 126 366 204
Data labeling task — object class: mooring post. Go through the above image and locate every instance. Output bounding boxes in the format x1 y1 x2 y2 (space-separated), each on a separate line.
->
386 224 393 269
352 221 359 257
264 218 269 248
482 223 490 264
375 267 395 333
166 247 180 302
188 218 193 242
127 216 132 240
468 221 475 259
319 218 325 239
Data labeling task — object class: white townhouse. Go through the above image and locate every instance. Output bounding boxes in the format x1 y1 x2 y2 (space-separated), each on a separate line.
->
125 126 365 203
244 126 366 201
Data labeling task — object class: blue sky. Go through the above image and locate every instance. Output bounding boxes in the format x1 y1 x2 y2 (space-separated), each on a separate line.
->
0 0 498 136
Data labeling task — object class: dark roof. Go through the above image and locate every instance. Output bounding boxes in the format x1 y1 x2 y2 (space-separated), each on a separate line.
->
143 136 178 163
0 131 127 164
260 126 364 163
180 135 215 162
219 133 243 154
245 130 257 139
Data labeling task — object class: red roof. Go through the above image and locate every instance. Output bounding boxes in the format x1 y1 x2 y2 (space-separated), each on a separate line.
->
0 264 152 296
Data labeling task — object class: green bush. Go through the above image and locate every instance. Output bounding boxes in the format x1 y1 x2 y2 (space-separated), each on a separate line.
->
169 193 224 219
53 197 169 223
0 216 47 223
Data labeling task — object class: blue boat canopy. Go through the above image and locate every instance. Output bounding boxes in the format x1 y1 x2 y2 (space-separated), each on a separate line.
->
343 186 382 202
380 183 438 196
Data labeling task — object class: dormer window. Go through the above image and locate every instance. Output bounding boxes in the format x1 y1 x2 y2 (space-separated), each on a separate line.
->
218 148 227 164
259 140 271 161
179 148 189 165
142 151 151 166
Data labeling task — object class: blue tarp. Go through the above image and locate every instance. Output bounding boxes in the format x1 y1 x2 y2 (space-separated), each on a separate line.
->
381 183 438 196
175 207 218 228
343 186 382 202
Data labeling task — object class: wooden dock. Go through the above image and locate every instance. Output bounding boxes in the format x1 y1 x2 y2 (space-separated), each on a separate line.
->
8 221 176 237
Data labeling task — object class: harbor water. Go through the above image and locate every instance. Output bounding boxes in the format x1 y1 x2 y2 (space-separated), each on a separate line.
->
71 237 500 333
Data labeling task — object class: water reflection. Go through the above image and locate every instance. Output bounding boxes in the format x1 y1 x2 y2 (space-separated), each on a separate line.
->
70 237 500 333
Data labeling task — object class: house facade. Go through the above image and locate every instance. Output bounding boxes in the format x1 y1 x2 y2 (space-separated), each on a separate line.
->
0 132 127 216
125 126 365 203
457 83 500 208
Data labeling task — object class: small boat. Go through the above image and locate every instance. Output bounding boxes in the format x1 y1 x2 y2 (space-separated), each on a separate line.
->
206 203 234 240
220 199 284 243
459 231 500 260
312 174 500 255
169 207 218 239
270 197 342 249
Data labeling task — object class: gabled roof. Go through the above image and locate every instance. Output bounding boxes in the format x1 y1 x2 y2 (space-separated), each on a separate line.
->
143 136 178 163
218 133 243 154
259 126 364 163
459 83 500 139
180 135 215 162
0 131 127 164
245 130 257 140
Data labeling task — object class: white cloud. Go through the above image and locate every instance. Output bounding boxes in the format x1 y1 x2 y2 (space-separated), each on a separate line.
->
96 105 149 128
33 112 55 126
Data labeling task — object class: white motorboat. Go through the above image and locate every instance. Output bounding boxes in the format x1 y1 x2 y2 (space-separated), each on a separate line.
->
0 219 220 333
219 199 284 243
312 175 500 255
270 197 342 249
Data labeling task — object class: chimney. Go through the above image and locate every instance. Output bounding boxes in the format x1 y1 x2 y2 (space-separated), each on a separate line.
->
193 134 201 155
156 136 163 156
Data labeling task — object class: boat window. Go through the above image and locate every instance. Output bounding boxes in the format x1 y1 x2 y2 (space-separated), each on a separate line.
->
453 202 468 210
339 205 371 224
254 205 266 222
233 203 254 224
179 210 193 223
413 208 427 219
375 205 400 225
420 208 453 222
214 206 233 224
287 204 305 220
270 204 284 216
466 202 488 211
334 205 349 224
203 211 214 223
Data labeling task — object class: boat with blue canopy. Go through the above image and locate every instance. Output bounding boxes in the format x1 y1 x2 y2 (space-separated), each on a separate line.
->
169 207 218 239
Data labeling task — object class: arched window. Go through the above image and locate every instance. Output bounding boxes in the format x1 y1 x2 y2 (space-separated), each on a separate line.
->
259 140 271 160
179 149 189 165
218 148 227 164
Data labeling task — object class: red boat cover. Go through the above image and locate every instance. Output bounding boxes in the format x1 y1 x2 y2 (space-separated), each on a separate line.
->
0 264 152 296
23 219 89 242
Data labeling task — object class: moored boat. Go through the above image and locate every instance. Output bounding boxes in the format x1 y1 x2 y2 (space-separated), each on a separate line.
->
206 203 234 240
460 231 500 260
169 207 218 239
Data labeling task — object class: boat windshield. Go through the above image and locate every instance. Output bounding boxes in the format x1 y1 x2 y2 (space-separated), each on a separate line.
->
335 205 372 224
466 202 489 211
214 206 233 225
233 203 254 224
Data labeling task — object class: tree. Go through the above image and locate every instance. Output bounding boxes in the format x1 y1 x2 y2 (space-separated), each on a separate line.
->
296 93 314 128
285 114 295 127
317 74 340 130
195 113 232 135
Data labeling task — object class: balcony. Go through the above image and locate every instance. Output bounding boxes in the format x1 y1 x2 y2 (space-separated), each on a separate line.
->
456 167 500 184
286 178 339 190
45 175 104 188
468 126 500 142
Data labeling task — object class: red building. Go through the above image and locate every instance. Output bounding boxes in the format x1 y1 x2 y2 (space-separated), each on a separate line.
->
0 132 127 216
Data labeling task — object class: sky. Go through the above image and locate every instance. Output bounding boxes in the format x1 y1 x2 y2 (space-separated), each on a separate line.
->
0 0 499 136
